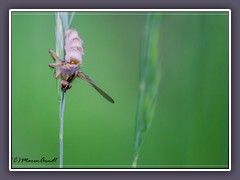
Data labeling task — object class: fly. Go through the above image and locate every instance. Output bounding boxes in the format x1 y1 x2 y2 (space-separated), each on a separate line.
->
48 29 114 103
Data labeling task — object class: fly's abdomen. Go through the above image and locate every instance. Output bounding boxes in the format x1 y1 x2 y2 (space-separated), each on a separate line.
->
65 29 84 65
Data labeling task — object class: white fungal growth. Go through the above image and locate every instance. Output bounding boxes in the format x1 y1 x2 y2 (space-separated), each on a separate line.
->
65 29 84 64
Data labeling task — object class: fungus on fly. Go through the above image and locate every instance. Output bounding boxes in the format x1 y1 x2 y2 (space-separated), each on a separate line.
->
48 29 114 103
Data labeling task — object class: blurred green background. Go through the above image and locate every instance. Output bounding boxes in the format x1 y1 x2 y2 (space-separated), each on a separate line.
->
12 11 229 168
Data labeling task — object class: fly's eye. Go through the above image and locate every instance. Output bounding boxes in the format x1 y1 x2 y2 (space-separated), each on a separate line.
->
61 84 67 88
61 83 68 92
61 81 68 89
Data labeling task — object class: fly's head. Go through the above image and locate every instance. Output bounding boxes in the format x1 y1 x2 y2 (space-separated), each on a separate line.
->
60 80 72 92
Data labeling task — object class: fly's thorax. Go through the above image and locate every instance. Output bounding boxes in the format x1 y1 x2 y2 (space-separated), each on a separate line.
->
59 63 79 77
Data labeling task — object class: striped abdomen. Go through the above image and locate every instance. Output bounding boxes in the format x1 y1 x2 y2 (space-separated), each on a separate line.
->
65 29 84 65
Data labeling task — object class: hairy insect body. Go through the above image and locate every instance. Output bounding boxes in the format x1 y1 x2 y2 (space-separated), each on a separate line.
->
65 29 84 65
49 29 114 103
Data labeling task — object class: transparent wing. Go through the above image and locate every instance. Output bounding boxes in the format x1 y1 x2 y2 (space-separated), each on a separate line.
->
77 72 114 103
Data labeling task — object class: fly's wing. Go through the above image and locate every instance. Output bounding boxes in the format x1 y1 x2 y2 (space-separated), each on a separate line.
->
77 72 115 103
48 49 64 63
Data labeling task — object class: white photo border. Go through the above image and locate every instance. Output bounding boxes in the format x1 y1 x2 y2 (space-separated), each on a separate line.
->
9 9 231 171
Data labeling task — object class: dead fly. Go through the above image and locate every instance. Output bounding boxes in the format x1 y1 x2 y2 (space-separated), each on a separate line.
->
48 29 114 103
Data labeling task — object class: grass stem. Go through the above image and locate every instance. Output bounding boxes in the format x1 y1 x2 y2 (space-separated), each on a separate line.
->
59 91 66 168
55 12 74 168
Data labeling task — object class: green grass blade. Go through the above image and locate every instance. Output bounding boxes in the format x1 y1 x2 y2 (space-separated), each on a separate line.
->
132 13 162 167
55 12 74 168
69 12 75 28
59 91 66 168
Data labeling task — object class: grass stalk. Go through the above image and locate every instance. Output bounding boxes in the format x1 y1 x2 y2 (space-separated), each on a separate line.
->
55 12 74 168
132 13 162 168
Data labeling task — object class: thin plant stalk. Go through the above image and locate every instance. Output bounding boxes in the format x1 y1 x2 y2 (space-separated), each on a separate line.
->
55 12 74 168
59 91 66 167
132 13 162 168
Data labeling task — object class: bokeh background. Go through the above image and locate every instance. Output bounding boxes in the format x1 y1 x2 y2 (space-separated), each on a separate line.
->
11 11 229 168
